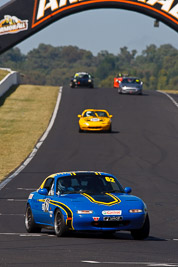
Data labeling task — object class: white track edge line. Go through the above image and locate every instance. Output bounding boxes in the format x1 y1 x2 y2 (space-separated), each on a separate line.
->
0 86 63 190
157 90 178 108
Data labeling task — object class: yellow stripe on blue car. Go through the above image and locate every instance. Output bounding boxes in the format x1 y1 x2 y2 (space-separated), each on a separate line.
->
81 193 121 206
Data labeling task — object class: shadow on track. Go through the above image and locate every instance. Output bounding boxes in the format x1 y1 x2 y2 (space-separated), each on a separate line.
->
41 229 167 241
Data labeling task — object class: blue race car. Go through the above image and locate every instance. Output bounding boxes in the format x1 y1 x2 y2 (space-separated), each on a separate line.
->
25 171 150 239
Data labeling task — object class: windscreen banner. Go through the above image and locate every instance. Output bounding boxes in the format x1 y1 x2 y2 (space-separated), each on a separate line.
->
0 0 177 54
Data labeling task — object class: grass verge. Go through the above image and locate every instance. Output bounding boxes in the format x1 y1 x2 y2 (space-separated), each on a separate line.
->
0 84 59 182
161 90 178 94
0 69 10 81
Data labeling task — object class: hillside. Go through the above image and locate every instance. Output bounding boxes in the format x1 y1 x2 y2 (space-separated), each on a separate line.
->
0 44 177 90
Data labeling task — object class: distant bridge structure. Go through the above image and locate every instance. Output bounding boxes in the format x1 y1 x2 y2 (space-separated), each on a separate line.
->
0 0 177 54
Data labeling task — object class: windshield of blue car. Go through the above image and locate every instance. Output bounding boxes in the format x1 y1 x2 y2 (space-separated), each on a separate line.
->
56 174 125 194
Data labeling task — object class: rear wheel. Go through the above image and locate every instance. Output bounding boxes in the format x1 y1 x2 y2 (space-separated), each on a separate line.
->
131 214 150 240
25 204 41 233
54 209 66 237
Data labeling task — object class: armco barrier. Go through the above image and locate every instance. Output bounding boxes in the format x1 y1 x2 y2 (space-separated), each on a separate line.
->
0 68 20 97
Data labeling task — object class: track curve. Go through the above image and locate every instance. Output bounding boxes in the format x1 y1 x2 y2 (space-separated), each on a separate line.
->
0 87 178 266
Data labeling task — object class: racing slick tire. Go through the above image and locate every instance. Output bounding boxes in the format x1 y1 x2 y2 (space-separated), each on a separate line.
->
131 214 150 240
25 204 41 233
54 209 66 237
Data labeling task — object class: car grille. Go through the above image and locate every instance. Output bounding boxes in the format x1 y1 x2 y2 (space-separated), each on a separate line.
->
89 127 101 129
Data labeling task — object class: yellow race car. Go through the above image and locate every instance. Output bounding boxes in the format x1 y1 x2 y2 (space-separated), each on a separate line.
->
78 109 113 132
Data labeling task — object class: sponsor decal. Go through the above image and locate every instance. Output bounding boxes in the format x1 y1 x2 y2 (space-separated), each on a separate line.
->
0 15 28 35
32 0 178 29
42 198 50 212
102 210 122 215
103 216 123 221
49 210 53 217
28 193 34 200
93 217 100 221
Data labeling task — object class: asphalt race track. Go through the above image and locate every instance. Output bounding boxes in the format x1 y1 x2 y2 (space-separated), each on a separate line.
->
0 87 178 266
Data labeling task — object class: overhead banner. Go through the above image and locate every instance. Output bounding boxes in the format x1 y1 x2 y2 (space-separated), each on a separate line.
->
0 0 177 54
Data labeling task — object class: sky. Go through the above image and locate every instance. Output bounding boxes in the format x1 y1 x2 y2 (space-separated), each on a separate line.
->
1 0 178 56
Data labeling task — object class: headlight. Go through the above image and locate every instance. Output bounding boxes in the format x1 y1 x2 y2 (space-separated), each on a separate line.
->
73 79 77 82
77 210 93 214
88 79 92 82
129 209 143 213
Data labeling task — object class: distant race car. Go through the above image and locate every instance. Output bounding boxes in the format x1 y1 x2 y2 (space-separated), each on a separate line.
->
25 171 150 240
78 109 112 132
113 76 123 88
70 72 94 88
118 77 143 95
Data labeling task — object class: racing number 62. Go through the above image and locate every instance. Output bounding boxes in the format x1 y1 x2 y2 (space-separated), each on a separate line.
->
105 177 115 183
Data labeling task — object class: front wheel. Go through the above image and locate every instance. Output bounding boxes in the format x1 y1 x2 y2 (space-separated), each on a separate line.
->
79 126 83 133
70 82 75 88
108 124 112 133
54 209 66 237
131 214 150 240
25 204 41 233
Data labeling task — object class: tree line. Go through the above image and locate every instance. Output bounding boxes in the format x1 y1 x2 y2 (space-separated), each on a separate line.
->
0 43 177 90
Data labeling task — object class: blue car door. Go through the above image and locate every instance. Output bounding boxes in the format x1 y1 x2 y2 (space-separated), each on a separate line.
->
33 177 54 225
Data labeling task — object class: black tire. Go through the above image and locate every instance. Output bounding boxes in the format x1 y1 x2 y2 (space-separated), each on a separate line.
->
108 124 112 133
54 209 66 237
70 82 75 88
131 214 150 240
102 231 115 238
25 204 41 233
79 127 83 133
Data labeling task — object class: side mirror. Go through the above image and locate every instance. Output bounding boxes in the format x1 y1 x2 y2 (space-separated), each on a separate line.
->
78 115 81 118
109 115 113 118
38 188 48 195
124 187 132 194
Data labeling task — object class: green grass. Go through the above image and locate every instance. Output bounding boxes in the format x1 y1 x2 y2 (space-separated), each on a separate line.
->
161 90 178 94
0 69 10 81
0 84 59 181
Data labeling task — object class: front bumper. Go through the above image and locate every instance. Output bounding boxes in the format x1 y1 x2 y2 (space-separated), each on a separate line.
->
120 88 142 94
72 213 146 231
79 123 111 131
